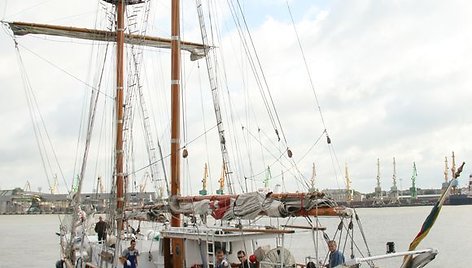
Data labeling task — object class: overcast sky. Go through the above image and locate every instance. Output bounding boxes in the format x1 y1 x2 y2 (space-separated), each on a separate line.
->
0 0 471 195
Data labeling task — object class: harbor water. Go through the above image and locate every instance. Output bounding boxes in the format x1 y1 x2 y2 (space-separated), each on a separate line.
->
0 205 470 267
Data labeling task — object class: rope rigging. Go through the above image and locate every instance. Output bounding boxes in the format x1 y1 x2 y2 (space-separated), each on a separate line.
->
242 127 310 189
197 62 214 195
195 0 309 194
210 0 258 194
199 0 251 194
190 1 317 194
8 29 114 196
228 0 291 149
284 1 330 135
284 1 345 190
15 43 59 193
9 40 115 100
120 0 170 198
196 0 238 194
11 9 114 259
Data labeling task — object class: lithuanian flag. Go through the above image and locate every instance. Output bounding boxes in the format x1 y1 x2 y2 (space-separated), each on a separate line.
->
401 162 464 267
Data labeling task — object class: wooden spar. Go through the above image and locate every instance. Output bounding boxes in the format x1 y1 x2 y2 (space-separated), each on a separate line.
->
115 0 125 232
7 21 207 60
284 207 346 217
124 204 348 219
222 228 295 234
282 225 327 231
171 192 350 217
126 205 347 219
169 0 184 267
174 192 325 202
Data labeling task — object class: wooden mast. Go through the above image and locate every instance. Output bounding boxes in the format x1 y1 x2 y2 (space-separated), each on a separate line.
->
115 0 125 232
168 0 184 267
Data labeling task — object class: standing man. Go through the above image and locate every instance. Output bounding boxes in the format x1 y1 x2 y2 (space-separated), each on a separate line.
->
327 240 345 268
215 248 229 268
122 239 140 268
94 216 107 242
237 250 255 268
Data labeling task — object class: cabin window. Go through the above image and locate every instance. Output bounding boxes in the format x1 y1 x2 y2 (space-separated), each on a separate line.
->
211 231 232 254
211 241 232 255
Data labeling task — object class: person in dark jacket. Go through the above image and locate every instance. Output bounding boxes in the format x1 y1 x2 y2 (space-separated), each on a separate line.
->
237 250 255 268
94 216 107 242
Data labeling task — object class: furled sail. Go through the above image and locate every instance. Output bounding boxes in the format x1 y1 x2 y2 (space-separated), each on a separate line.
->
169 192 352 220
7 21 207 60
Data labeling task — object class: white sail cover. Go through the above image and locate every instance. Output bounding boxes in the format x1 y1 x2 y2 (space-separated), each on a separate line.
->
7 21 207 60
169 192 350 220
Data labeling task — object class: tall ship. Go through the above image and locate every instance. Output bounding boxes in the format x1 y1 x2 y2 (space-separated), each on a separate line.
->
3 1 465 267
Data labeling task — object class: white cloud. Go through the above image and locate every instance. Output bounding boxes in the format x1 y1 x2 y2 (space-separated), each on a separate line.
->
0 0 471 194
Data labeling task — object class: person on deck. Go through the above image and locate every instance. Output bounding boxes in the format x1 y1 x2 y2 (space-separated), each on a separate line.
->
122 239 140 268
237 250 255 268
327 240 345 268
94 216 107 242
215 248 229 268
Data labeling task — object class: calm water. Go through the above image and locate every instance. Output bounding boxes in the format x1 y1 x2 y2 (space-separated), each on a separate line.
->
0 205 470 267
